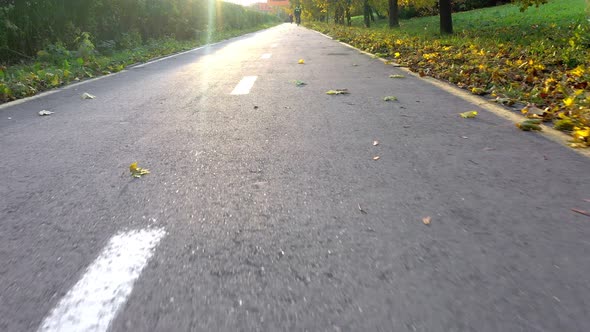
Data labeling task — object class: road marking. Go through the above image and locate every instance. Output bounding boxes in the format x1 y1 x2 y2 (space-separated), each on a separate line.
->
38 228 166 332
261 53 272 59
231 76 258 95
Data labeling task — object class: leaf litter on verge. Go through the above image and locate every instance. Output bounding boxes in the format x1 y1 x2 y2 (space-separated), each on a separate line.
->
130 162 150 178
326 89 349 95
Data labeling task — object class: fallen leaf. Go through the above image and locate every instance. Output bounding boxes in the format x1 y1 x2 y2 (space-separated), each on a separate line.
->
521 103 545 118
516 119 542 131
383 96 398 101
373 156 380 160
38 110 54 116
459 110 478 118
422 216 431 225
326 89 349 95
471 87 486 95
495 97 515 106
373 140 379 146
81 92 96 100
130 162 150 178
462 136 469 139
298 59 305 64
292 80 307 86
352 63 358 67
253 105 259 109
483 147 496 151
583 199 590 203
389 74 405 79
571 208 590 217
358 203 367 214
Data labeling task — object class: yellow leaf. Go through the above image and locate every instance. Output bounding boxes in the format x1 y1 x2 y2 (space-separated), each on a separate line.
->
394 52 401 58
130 162 150 178
573 127 590 140
563 97 575 107
298 59 305 64
460 111 478 118
570 65 585 77
326 89 349 95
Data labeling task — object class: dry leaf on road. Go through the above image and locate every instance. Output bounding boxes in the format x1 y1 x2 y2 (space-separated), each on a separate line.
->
130 162 150 178
459 111 478 118
422 216 431 225
389 74 405 79
38 110 54 116
373 140 379 146
383 96 398 101
298 59 305 64
358 203 367 214
516 119 542 131
81 92 96 99
326 89 349 95
373 156 380 160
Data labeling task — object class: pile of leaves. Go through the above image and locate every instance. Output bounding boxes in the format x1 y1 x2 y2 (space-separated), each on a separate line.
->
306 20 590 147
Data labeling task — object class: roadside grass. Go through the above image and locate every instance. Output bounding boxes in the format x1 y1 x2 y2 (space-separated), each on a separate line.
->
308 0 590 147
0 23 279 104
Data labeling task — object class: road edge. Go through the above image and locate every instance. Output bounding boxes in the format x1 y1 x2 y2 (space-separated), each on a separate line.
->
308 28 590 159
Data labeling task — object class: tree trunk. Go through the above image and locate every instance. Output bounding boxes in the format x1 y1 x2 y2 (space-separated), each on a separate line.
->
388 0 399 28
363 0 371 28
439 0 453 34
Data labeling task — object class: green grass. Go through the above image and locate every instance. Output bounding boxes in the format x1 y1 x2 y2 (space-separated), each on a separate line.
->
0 23 280 103
352 0 587 38
308 0 590 145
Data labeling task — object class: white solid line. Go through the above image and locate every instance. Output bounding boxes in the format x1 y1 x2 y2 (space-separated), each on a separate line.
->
261 53 272 59
38 228 166 332
231 76 257 95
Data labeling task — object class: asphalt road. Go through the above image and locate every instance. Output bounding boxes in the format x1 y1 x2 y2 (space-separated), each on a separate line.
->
1 23 590 332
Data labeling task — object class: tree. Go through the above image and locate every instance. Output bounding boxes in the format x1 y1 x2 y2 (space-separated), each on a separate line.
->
439 0 452 34
388 0 399 28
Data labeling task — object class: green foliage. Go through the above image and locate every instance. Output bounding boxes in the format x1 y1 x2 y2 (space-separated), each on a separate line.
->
0 0 278 63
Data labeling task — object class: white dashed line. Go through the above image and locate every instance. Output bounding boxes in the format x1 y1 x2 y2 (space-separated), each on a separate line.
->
38 228 166 332
261 53 272 59
231 76 258 95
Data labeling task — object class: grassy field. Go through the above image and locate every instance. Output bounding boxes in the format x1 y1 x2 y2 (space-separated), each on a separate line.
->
309 0 590 146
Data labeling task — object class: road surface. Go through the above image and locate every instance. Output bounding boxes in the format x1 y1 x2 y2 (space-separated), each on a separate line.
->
1 23 590 332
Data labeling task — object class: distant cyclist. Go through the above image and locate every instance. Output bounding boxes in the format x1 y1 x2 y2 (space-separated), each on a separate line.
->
294 6 302 25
